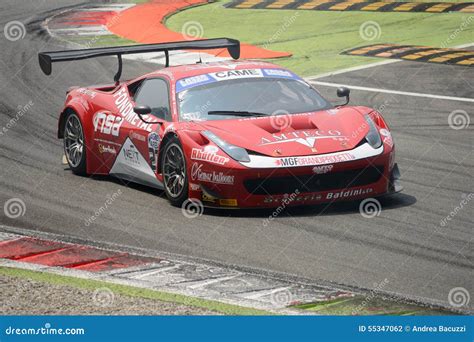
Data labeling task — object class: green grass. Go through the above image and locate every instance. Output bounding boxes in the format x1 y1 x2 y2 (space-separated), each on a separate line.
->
166 0 474 75
0 267 270 316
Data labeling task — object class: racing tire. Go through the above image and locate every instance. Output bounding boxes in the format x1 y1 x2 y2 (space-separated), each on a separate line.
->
161 136 189 207
63 111 87 176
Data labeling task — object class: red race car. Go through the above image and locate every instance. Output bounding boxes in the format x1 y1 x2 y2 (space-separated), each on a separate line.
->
39 38 402 208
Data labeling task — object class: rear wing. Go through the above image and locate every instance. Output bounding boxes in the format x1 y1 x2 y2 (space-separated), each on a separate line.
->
38 38 240 83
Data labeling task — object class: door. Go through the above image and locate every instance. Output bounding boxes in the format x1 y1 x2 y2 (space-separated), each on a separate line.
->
107 78 171 189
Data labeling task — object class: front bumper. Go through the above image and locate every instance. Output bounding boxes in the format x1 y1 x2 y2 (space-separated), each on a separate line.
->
188 143 401 208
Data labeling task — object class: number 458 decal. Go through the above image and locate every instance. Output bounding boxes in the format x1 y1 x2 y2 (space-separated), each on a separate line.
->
93 112 123 136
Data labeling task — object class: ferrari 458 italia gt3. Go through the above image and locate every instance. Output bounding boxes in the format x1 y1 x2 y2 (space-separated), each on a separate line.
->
39 38 402 208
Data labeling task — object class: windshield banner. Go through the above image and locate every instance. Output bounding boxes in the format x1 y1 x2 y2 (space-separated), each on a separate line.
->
176 68 301 92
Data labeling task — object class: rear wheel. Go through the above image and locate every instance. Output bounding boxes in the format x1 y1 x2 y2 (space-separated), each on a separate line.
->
63 111 87 176
162 136 188 206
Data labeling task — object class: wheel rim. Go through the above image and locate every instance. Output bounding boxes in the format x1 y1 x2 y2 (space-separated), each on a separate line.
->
63 114 84 168
163 143 186 198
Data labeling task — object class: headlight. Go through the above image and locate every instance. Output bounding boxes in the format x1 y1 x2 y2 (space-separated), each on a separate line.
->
364 114 382 149
202 131 250 162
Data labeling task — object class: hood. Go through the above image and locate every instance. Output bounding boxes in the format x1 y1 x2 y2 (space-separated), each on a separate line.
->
192 107 370 157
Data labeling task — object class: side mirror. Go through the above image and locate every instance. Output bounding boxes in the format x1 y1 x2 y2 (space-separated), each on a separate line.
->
133 106 163 125
336 87 350 106
134 105 152 115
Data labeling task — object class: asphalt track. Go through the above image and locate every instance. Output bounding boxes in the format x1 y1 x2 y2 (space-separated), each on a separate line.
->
0 0 472 309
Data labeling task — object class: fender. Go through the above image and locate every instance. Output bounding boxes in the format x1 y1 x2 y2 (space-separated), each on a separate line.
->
58 94 106 175
157 131 181 176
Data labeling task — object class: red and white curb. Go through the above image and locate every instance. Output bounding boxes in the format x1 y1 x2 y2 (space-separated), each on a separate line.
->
0 227 354 314
43 3 228 66
44 4 135 41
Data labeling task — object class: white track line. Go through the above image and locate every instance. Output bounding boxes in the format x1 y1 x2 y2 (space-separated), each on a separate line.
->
310 80 474 103
307 60 398 80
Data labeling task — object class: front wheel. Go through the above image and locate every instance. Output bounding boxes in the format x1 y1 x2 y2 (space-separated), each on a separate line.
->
161 136 188 207
63 111 87 176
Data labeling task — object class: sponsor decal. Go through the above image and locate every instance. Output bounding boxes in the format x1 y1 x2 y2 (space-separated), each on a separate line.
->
202 193 217 203
260 129 348 149
380 128 393 148
189 183 201 191
113 87 153 132
276 153 355 167
94 138 121 146
264 193 322 204
176 74 213 92
176 69 302 93
93 112 122 137
312 164 334 174
129 130 146 142
148 132 161 172
98 144 117 155
191 148 229 165
384 136 393 147
211 69 263 80
191 163 234 185
110 138 163 189
262 69 295 78
326 188 373 200
77 88 97 98
219 199 238 207
123 143 140 165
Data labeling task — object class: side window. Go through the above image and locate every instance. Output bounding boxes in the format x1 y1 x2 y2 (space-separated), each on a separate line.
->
133 78 171 121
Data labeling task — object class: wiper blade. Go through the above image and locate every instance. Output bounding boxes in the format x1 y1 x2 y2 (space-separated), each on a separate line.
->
208 110 269 117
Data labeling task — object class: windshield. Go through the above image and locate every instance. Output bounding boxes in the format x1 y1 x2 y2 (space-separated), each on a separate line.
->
177 76 331 121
